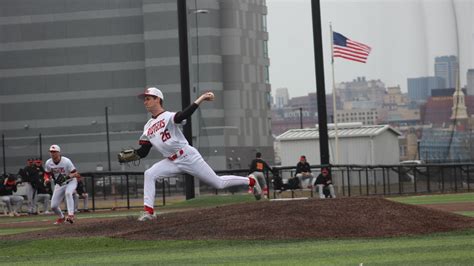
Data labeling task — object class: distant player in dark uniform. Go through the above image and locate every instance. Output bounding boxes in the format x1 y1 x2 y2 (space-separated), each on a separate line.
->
31 158 52 214
315 167 336 199
295 155 315 189
18 158 37 215
0 174 24 216
249 152 272 199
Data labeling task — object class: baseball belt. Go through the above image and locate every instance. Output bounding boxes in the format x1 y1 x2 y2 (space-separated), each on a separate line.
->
168 149 184 161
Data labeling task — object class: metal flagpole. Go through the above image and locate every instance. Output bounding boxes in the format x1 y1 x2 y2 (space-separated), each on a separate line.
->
329 23 339 164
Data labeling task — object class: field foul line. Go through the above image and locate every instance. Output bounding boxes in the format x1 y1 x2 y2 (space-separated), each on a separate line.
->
270 197 309 201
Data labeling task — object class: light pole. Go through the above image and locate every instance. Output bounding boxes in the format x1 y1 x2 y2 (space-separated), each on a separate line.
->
190 5 209 149
192 8 209 95
312 0 330 165
178 0 195 200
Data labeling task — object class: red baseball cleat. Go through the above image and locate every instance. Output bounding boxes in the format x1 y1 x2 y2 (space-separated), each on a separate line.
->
54 217 65 225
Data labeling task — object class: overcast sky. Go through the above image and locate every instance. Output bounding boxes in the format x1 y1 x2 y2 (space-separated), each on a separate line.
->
267 0 474 97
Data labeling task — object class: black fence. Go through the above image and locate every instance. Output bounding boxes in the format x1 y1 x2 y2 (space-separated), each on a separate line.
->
79 163 472 211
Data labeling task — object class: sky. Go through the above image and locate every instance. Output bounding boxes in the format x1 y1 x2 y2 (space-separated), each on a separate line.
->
267 0 474 97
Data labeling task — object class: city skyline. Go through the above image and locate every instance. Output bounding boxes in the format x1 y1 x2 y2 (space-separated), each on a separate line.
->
267 0 474 97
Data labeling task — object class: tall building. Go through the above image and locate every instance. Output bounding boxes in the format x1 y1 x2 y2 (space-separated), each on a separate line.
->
467 69 474 95
434 55 458 89
336 76 386 109
407 76 445 102
274 88 289 108
0 0 273 172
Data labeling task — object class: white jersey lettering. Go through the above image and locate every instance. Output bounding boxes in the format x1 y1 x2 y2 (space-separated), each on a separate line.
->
140 111 188 157
44 156 76 178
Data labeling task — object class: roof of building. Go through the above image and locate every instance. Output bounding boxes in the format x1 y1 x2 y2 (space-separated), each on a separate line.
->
276 123 401 141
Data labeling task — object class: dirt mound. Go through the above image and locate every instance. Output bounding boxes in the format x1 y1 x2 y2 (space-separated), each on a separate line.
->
6 197 474 240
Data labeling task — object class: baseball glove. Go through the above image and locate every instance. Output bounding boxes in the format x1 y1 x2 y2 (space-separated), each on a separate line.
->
118 149 141 163
55 174 68 186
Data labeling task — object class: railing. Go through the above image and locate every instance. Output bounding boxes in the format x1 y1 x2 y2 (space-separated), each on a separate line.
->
79 163 472 211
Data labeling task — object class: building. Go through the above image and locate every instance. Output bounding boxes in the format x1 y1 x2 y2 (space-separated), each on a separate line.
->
275 123 401 166
467 69 474 95
420 93 474 127
271 93 341 135
434 55 458 89
379 86 420 126
0 0 273 172
274 88 289 108
335 109 379 125
383 86 410 110
407 76 445 102
336 76 386 108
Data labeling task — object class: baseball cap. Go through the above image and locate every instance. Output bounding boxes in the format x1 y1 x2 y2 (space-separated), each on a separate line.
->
138 87 164 100
49 144 61 152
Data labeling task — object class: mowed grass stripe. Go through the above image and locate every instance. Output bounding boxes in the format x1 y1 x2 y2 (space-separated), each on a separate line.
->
456 211 474 217
1 230 473 265
390 192 474 205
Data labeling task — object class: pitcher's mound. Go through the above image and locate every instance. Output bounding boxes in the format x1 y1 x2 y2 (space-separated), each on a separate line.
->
6 197 474 240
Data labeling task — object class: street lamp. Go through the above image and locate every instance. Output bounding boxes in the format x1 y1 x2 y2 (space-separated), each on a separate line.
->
190 6 209 149
191 8 209 94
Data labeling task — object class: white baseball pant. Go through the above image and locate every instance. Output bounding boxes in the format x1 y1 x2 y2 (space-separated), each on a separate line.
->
143 145 250 209
51 178 77 217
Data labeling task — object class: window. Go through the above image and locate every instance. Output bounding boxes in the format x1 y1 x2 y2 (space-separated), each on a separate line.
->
262 14 267 31
264 65 270 83
263 40 268 58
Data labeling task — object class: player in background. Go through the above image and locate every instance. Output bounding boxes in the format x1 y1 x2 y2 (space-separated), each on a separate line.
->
44 145 80 224
17 158 37 215
248 152 273 199
119 87 262 221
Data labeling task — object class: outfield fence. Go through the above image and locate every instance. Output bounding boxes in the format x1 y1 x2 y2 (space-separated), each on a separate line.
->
78 163 473 211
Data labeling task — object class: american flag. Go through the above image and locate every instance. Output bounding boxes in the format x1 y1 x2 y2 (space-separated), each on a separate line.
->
333 31 371 63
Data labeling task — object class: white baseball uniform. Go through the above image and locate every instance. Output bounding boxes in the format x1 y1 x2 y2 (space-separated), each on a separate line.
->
44 156 78 217
140 111 250 209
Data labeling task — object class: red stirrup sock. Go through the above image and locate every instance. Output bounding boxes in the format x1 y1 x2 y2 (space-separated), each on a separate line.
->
144 205 154 215
248 176 256 187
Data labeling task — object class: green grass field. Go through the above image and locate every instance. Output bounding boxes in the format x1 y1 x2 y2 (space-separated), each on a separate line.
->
389 192 474 205
1 193 473 265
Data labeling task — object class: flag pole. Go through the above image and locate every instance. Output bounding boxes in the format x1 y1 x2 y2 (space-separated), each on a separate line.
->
329 23 339 164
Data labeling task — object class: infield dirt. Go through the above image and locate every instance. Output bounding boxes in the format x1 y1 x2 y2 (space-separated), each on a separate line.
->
3 197 474 240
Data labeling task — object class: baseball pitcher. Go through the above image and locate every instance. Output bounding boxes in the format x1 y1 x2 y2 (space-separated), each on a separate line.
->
118 87 263 221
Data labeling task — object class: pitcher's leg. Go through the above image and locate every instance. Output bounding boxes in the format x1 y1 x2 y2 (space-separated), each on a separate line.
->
143 159 180 210
65 179 78 216
189 158 249 189
51 185 66 217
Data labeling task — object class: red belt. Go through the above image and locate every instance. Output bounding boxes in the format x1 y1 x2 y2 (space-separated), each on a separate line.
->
168 149 184 161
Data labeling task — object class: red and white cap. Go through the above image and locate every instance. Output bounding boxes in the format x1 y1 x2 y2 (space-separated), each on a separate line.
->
138 87 164 100
49 144 61 152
